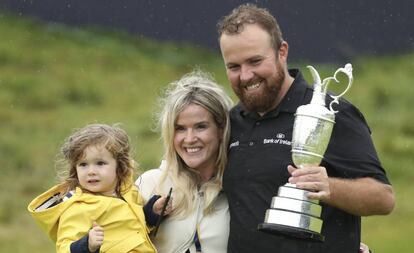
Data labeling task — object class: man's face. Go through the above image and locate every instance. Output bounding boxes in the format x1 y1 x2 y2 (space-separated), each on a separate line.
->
220 24 286 114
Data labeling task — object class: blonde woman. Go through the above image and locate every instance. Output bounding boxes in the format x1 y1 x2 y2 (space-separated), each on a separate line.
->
136 70 232 253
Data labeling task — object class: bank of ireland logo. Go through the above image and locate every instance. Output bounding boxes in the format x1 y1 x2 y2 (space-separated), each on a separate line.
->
276 133 285 139
263 132 291 146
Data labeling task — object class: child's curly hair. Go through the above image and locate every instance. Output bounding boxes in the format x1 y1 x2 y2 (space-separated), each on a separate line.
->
58 123 135 196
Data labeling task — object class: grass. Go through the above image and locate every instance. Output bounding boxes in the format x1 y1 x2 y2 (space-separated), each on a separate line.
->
0 13 413 252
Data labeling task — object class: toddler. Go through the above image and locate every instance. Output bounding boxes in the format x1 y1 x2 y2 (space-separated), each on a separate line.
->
28 124 169 252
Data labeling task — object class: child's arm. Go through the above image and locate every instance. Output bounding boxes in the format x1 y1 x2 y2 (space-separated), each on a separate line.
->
143 195 161 227
88 222 104 252
143 195 172 227
69 235 90 253
153 195 172 216
69 222 103 253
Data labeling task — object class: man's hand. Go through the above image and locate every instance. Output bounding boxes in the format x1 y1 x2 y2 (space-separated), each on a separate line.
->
88 221 104 252
288 165 395 215
288 165 330 202
359 242 370 253
153 196 173 216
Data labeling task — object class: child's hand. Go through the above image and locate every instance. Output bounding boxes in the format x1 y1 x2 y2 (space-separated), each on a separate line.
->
153 196 173 216
88 221 104 252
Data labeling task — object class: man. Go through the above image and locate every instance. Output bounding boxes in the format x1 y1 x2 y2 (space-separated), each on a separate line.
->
217 4 395 253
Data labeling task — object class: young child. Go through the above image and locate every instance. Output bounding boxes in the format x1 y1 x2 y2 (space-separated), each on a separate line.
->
28 123 169 253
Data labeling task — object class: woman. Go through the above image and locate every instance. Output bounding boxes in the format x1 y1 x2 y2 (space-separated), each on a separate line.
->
136 70 232 253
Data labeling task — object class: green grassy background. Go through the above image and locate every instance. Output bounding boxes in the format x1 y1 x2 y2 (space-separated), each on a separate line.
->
0 14 413 252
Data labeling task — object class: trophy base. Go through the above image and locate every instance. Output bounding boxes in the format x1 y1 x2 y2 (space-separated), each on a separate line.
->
258 223 324 242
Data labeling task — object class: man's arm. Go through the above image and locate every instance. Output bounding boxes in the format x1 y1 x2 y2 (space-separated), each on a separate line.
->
325 177 394 216
288 165 395 216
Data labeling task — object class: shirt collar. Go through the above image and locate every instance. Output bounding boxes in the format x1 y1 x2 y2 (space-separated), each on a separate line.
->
279 69 309 113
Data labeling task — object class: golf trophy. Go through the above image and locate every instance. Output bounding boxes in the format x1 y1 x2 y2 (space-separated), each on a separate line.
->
258 64 353 242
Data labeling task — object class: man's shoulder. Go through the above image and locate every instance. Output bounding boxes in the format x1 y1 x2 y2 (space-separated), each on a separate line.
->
228 103 242 120
230 103 242 113
327 96 365 120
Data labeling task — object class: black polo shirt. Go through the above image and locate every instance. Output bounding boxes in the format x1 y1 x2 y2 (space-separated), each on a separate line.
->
223 69 390 253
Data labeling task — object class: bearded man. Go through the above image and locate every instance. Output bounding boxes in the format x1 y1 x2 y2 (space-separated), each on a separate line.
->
218 4 394 253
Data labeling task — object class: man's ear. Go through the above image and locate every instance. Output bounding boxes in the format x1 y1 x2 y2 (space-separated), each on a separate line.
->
278 41 289 62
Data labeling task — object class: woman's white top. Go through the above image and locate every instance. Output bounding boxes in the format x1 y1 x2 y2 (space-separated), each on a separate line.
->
135 161 229 253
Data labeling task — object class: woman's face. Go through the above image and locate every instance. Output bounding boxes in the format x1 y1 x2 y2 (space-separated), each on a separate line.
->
174 103 222 174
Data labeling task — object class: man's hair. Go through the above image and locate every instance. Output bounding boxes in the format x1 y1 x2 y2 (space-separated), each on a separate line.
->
217 3 284 51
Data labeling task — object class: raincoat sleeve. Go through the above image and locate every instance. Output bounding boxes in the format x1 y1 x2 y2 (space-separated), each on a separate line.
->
143 195 161 227
55 204 95 253
70 234 99 253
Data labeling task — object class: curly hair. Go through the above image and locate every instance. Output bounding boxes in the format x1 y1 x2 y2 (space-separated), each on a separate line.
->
58 123 135 197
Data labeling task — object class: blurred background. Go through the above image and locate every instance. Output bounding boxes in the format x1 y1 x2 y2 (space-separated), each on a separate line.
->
2 0 413 62
0 0 413 252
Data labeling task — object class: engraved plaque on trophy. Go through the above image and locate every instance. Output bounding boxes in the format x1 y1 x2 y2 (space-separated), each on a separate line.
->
258 64 353 242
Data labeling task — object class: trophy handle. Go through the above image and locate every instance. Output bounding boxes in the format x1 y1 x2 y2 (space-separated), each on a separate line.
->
322 64 353 113
307 65 322 93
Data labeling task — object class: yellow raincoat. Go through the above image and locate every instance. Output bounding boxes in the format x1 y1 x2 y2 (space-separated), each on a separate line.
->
28 181 156 253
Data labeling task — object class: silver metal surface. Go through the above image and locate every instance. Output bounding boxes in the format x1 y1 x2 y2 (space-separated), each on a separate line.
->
277 184 317 203
270 196 322 217
264 209 323 233
291 105 334 166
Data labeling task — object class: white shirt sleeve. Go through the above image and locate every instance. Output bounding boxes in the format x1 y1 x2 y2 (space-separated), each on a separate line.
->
135 161 165 202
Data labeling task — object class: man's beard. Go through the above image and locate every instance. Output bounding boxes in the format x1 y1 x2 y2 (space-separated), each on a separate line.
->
237 63 285 114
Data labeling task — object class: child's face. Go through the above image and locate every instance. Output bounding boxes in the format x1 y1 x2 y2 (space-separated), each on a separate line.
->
76 145 118 196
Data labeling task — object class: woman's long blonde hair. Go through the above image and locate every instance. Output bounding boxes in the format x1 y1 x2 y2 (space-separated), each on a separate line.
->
156 70 232 217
